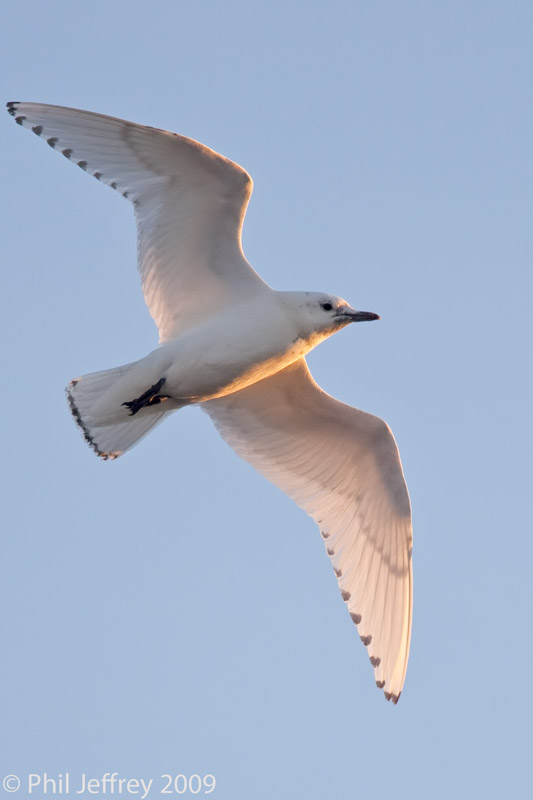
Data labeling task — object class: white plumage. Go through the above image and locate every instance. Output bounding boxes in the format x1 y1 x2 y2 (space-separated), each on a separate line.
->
9 101 413 703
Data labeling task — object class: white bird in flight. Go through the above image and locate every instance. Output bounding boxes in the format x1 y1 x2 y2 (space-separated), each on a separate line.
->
8 101 412 703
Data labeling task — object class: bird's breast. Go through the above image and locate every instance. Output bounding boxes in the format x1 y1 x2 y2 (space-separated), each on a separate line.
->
161 319 314 402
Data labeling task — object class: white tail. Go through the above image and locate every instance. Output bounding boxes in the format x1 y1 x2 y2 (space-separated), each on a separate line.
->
66 362 176 459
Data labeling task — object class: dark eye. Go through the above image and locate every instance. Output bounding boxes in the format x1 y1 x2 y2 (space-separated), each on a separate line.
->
320 302 333 312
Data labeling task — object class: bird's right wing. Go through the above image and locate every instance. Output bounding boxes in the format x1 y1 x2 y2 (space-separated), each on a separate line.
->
8 102 269 341
202 358 413 703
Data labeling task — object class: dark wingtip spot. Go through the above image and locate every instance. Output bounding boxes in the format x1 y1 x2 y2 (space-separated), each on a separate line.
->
384 691 392 701
122 191 129 198
360 634 372 647
341 590 351 602
15 115 26 126
62 148 72 159
370 656 381 668
334 567 342 578
77 160 88 170
47 137 58 148
326 547 335 556
7 102 19 116
31 125 43 136
376 680 385 689
110 181 117 190
94 172 102 180
320 530 330 539
350 612 362 625
392 693 401 705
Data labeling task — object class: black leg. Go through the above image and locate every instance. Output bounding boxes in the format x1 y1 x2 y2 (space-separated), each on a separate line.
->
122 377 170 416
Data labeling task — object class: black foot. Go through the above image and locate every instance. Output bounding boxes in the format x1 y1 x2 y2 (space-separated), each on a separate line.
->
122 378 170 416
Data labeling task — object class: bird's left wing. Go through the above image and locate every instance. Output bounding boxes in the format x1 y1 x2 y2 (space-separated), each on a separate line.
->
7 102 269 341
202 358 413 703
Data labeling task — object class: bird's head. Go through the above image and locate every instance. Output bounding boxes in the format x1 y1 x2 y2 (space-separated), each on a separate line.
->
281 291 380 342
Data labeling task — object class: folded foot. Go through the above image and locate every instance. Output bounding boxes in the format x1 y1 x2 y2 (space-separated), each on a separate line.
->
122 378 170 416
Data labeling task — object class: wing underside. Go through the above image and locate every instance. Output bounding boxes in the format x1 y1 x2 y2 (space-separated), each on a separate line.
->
203 359 413 702
8 101 268 340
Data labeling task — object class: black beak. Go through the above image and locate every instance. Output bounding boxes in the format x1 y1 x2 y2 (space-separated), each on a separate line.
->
350 310 380 322
337 308 380 322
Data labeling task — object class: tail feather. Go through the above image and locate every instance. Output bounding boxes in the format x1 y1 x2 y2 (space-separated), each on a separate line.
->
66 362 175 459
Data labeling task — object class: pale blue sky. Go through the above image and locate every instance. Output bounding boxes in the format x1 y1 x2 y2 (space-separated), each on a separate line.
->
2 2 532 798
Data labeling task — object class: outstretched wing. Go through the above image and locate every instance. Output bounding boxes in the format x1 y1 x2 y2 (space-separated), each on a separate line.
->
8 102 269 341
203 359 413 703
